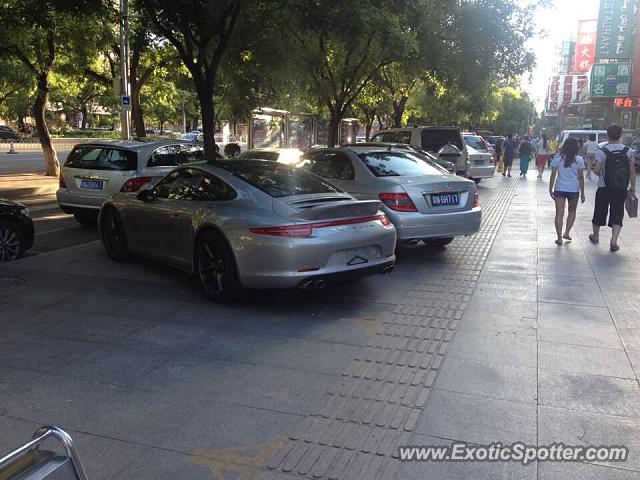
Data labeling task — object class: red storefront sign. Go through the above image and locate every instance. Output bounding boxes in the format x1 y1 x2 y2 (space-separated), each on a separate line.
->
614 97 640 108
574 19 598 74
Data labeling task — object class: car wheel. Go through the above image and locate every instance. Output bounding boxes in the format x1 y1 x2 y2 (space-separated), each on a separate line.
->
100 208 129 261
74 212 98 225
425 237 454 248
195 232 241 302
0 221 24 262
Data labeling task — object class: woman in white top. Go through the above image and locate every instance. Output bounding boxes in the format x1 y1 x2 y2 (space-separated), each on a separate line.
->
549 137 586 245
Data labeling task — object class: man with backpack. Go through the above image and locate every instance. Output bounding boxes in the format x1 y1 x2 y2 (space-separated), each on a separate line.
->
589 124 637 251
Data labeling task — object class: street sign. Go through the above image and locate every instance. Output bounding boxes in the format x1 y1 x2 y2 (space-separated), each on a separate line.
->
121 95 132 111
590 63 631 97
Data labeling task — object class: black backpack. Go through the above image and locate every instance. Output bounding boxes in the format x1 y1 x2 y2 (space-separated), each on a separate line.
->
602 146 631 190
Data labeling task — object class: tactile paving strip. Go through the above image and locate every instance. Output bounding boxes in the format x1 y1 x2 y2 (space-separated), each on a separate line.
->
261 179 520 480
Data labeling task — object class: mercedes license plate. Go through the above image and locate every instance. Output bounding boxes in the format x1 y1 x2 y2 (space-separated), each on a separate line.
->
431 192 460 207
80 179 103 190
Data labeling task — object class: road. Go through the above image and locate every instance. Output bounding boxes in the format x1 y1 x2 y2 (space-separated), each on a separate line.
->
1 172 640 480
0 149 71 175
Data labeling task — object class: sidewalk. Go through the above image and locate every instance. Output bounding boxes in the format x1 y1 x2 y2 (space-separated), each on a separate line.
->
398 171 640 479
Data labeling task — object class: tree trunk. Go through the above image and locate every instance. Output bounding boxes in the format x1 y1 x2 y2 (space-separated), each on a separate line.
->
327 109 342 147
34 73 59 177
81 105 88 130
365 123 372 141
198 84 217 162
393 96 408 128
131 82 145 137
159 122 164 134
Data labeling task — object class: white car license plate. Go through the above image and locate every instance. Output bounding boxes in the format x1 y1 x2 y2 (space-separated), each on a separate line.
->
80 179 104 190
431 193 460 206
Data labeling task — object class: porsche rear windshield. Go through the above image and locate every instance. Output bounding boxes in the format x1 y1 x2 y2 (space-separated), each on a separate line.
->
221 161 342 197
357 151 444 177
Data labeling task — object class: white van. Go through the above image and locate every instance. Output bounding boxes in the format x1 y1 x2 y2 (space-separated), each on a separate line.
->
558 130 607 145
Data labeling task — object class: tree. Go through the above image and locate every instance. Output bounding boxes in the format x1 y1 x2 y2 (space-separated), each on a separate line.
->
0 0 108 176
0 57 34 128
141 0 258 162
285 0 415 146
143 76 180 132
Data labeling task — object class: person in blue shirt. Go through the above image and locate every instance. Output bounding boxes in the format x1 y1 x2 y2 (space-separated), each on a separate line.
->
502 133 517 177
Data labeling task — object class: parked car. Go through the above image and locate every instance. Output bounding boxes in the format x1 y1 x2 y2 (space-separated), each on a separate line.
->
370 126 470 177
238 148 304 164
98 160 396 300
57 140 205 224
463 134 496 183
298 145 481 247
0 125 19 140
348 142 455 173
0 198 34 261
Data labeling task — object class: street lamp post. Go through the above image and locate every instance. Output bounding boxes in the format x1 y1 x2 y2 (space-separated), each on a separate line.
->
119 0 131 140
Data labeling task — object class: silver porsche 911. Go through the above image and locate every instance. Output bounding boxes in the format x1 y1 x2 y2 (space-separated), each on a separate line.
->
98 160 396 301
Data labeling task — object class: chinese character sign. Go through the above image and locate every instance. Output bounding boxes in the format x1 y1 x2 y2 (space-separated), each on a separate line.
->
590 62 631 97
595 0 637 60
574 19 598 73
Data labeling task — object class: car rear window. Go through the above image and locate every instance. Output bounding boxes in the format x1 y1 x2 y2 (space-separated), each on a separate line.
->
421 129 464 152
357 151 445 177
239 150 279 161
220 161 342 197
464 136 488 151
64 146 137 171
371 131 412 144
148 144 205 167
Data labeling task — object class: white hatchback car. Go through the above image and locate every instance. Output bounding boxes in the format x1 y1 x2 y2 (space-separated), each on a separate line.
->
57 140 204 223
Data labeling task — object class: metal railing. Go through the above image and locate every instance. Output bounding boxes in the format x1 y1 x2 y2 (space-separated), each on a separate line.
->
0 426 88 480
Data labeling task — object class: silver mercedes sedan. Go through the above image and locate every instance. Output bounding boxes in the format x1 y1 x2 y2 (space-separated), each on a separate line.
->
299 144 481 246
98 160 396 301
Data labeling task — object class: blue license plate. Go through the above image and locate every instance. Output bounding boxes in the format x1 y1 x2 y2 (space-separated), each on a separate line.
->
431 193 460 206
80 179 103 190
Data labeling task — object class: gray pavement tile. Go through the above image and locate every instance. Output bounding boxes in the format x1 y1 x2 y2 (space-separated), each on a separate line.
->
601 289 640 314
465 295 538 319
538 405 640 472
190 332 361 376
56 291 186 320
538 303 622 349
539 341 636 379
609 308 640 329
4 309 150 344
135 357 333 416
477 270 538 289
537 276 605 307
539 369 640 418
120 323 216 352
457 311 537 338
617 328 640 352
628 350 640 380
416 389 536 445
472 283 537 303
538 462 640 480
156 403 298 454
1 285 76 307
435 355 537 404
60 346 179 387
115 447 242 480
481 260 538 275
0 332 98 373
448 330 537 368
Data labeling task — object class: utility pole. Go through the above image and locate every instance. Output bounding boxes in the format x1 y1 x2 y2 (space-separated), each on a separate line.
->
119 0 131 140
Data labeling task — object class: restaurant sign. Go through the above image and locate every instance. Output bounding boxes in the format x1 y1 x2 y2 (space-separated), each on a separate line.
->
595 0 636 60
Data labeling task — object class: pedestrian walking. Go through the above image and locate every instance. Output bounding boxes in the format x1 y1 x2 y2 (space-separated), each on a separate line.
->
584 133 598 180
536 133 550 178
518 135 534 176
589 124 637 252
502 133 516 177
548 135 558 167
549 137 586 245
